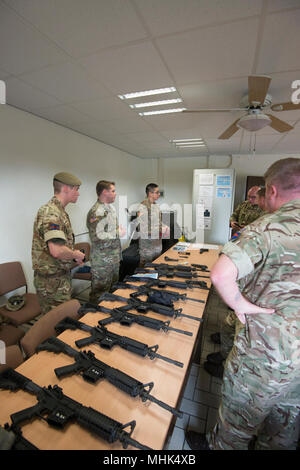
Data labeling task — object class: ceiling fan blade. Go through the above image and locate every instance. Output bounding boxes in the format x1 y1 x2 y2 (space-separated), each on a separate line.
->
218 119 240 139
271 102 300 112
248 75 271 106
266 114 294 133
183 108 245 113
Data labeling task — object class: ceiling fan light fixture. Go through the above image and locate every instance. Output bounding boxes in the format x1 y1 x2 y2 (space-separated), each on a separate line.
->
237 113 271 132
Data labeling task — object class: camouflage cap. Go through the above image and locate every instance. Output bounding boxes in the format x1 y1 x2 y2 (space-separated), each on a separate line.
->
54 172 82 186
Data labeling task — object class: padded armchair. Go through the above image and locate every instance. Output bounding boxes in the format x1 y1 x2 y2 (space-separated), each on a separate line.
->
0 299 81 373
20 299 81 358
0 262 41 327
0 324 25 347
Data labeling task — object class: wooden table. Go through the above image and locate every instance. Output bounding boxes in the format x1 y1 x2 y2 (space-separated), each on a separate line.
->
0 244 220 450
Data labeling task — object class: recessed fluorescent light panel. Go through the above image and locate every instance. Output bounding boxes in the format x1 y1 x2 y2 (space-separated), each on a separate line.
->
170 138 207 149
139 108 186 116
118 87 176 100
130 98 182 109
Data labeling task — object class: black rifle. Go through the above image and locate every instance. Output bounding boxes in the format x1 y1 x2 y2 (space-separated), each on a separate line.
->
55 317 184 368
36 336 182 418
145 262 209 273
97 305 193 336
0 368 151 450
79 301 193 335
99 292 202 322
113 281 205 305
124 275 209 290
135 267 209 280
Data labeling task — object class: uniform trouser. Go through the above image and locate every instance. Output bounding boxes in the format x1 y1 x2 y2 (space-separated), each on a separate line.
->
208 347 300 450
89 259 120 304
34 271 72 315
139 238 162 265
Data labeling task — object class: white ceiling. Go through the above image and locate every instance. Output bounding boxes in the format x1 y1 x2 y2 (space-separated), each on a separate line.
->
1 0 300 159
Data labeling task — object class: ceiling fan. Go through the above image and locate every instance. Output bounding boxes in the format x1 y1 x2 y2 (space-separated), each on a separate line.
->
183 76 300 139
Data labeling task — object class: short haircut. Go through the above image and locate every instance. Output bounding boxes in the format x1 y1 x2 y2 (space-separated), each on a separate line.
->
257 187 266 198
146 183 159 195
53 180 77 193
96 180 115 197
264 158 300 192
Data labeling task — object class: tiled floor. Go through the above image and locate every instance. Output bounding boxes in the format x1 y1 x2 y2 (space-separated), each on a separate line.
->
72 281 229 451
164 287 229 451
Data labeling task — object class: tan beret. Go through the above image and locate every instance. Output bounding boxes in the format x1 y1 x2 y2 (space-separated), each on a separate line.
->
54 172 82 186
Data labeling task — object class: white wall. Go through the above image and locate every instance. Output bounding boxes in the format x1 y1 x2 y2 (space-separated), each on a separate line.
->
0 105 155 295
159 153 300 208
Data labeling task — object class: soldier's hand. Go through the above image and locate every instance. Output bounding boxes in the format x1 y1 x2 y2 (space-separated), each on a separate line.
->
230 221 240 230
73 249 85 265
235 302 275 324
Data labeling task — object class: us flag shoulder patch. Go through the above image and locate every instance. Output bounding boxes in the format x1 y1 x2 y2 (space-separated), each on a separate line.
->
89 216 98 223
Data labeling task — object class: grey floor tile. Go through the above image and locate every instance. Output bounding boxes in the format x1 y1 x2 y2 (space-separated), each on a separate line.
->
193 389 221 409
175 412 190 430
179 397 208 419
165 426 185 450
183 374 197 400
195 367 211 392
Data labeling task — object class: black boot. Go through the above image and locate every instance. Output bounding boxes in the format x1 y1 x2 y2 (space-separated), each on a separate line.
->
185 430 210 450
204 361 224 379
206 351 224 364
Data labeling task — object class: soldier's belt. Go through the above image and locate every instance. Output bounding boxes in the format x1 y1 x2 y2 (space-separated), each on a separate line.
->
34 270 70 278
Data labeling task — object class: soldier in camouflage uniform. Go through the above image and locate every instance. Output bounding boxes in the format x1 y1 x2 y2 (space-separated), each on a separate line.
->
205 185 267 378
87 180 122 304
186 158 300 450
230 185 263 233
138 183 169 265
32 172 85 315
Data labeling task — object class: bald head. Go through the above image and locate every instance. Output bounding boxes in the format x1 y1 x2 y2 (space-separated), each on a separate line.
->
264 158 300 212
247 186 260 206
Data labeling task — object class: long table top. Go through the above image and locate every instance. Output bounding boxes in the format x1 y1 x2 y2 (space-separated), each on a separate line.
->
0 244 220 450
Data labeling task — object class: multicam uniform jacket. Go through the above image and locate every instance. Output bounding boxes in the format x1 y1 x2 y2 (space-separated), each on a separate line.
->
209 199 300 450
138 199 162 263
32 196 74 313
86 200 121 303
230 200 264 226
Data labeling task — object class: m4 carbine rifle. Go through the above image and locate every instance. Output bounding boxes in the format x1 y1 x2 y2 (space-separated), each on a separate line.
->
36 336 182 418
79 302 193 336
55 317 184 368
0 368 151 450
112 281 205 305
135 266 209 280
124 274 209 290
144 262 210 273
99 292 202 323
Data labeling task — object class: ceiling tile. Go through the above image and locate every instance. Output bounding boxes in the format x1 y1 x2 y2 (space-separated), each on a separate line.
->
156 17 260 85
257 10 300 74
71 96 136 121
34 104 93 128
5 77 61 110
19 62 111 103
135 0 262 37
0 2 69 75
267 0 300 13
79 41 174 95
4 0 148 58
